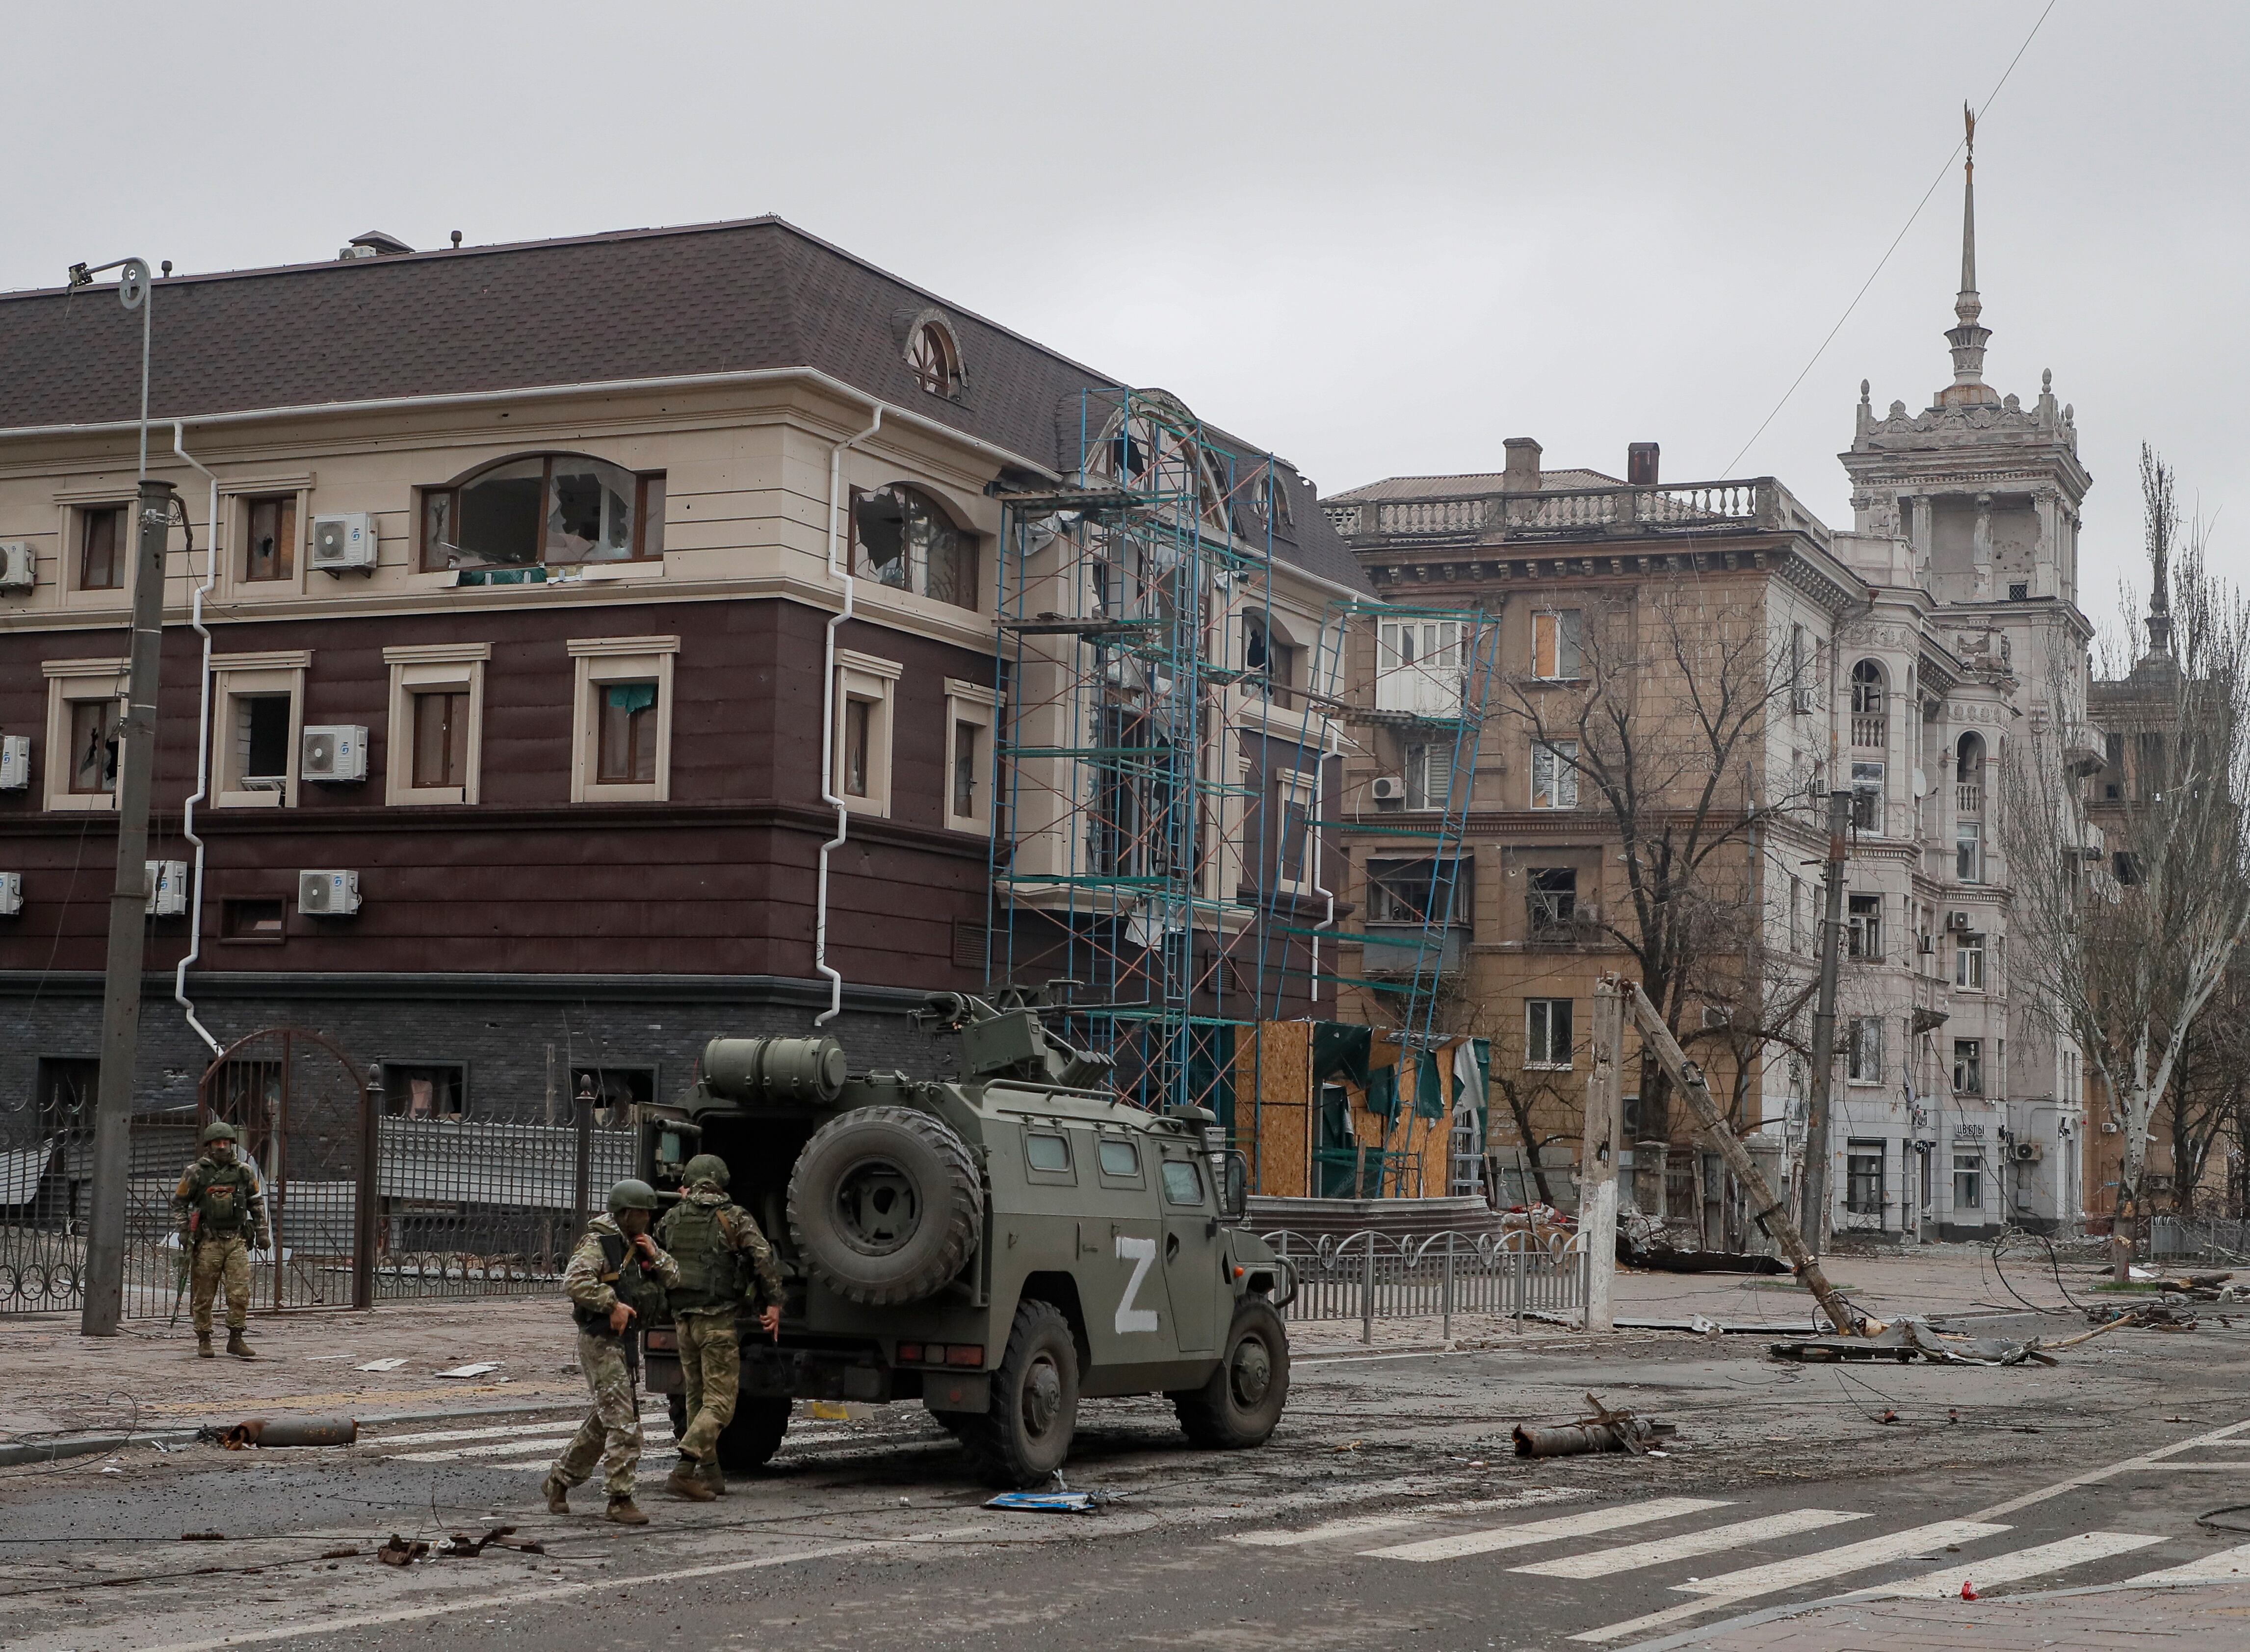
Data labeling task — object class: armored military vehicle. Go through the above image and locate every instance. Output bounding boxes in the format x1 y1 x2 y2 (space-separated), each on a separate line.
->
637 992 1292 1486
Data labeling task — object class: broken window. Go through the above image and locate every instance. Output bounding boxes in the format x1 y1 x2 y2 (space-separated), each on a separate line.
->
79 506 125 590
243 494 296 582
1847 894 1882 961
1847 1016 1883 1084
1532 740 1579 809
234 695 292 787
1953 1149 1983 1210
1527 867 1576 932
1405 741 1453 811
68 697 119 795
953 719 982 820
596 682 659 785
851 484 977 611
1953 1039 1983 1096
843 698 873 798
1525 998 1573 1069
1850 761 1884 833
420 456 663 572
1366 858 1466 926
1845 1140 1885 1214
411 691 469 790
1531 610 1582 680
385 1062 467 1119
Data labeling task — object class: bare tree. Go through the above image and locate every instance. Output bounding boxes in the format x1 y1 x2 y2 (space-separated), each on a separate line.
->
1492 578 1807 1144
2000 449 2250 1276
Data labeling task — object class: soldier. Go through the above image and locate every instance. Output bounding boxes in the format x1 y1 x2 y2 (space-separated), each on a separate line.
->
542 1179 682 1525
171 1120 270 1360
654 1153 785 1500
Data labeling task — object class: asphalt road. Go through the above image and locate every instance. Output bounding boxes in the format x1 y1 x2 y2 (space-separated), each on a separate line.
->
5 1316 2249 1652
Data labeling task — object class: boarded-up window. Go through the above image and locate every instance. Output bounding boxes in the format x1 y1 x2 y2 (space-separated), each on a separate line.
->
1531 610 1582 679
411 691 469 789
243 495 296 582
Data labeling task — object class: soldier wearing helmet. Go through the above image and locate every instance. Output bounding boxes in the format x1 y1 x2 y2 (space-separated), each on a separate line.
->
653 1153 785 1500
542 1178 681 1525
170 1120 270 1360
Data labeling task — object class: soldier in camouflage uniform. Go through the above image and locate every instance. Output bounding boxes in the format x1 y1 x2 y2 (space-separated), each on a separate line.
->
542 1179 681 1525
171 1120 270 1360
654 1153 785 1500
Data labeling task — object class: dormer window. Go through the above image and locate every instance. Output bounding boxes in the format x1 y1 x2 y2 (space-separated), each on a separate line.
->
419 454 665 576
907 320 964 398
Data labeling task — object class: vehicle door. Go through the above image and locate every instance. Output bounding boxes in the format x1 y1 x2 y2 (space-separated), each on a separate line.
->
1155 1142 1218 1352
1085 1128 1172 1366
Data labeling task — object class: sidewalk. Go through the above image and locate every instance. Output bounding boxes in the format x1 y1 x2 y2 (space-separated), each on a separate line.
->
1683 1579 2250 1649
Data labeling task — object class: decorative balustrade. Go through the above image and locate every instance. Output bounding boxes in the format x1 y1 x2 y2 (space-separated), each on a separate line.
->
1957 781 1983 815
1327 478 1805 546
1851 714 1886 749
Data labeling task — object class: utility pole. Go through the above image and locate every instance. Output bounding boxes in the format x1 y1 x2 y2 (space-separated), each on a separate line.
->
81 476 177 1336
1799 787 1853 1255
1581 979 1624 1333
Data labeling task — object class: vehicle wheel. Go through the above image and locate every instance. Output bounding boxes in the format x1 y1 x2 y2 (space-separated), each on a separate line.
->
787 1106 983 1307
1174 1297 1290 1449
952 1299 1078 1488
713 1397 792 1471
667 1393 688 1441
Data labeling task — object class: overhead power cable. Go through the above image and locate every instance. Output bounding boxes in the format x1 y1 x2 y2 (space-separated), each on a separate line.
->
1723 0 2058 476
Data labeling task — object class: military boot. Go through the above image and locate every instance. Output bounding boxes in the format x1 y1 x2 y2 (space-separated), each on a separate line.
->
195 1334 214 1359
540 1474 571 1515
225 1329 258 1360
700 1457 729 1498
605 1496 649 1526
665 1460 716 1502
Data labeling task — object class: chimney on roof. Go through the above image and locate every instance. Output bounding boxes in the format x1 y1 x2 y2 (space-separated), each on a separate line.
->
1627 442 1660 486
1502 438 1543 493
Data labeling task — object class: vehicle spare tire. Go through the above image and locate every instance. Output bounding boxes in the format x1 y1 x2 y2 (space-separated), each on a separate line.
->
786 1106 983 1306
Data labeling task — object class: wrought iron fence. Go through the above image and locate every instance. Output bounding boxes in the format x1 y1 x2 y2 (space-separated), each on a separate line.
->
2149 1216 2250 1263
1260 1228 1587 1342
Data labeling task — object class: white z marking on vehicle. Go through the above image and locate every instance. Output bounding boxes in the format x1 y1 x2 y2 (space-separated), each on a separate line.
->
1114 1234 1159 1333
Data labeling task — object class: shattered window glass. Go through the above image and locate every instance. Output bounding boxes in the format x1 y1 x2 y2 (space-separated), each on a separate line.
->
424 456 660 572
546 458 637 564
852 485 976 611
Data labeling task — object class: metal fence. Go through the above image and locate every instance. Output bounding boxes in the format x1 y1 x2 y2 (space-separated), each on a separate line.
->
2149 1216 2250 1263
1261 1228 1587 1342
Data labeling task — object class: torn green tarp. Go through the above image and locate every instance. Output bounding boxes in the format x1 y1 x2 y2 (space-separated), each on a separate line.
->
1414 1047 1446 1119
1366 1063 1399 1119
1469 1038 1491 1136
604 682 657 714
1311 1023 1371 1088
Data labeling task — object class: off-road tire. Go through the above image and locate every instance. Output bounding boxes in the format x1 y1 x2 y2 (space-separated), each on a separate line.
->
787 1106 983 1307
952 1299 1079 1488
713 1397 792 1472
1173 1297 1290 1449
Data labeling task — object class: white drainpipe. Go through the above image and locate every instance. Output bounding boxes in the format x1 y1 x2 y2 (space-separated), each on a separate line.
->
813 404 885 1026
170 421 222 1056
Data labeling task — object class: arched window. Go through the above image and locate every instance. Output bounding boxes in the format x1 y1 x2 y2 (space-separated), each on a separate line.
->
420 453 663 575
852 483 977 610
1956 731 1985 784
1849 660 1886 749
1089 394 1230 533
906 320 964 398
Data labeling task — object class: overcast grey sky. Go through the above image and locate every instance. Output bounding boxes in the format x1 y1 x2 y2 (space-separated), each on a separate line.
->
5 1 2242 617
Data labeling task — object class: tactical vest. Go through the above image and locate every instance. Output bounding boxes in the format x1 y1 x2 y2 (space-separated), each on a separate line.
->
663 1201 741 1314
573 1232 669 1333
191 1163 258 1235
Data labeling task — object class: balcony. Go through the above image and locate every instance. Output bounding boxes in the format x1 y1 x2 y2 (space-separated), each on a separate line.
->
2063 721 2108 776
1956 782 1982 815
1851 715 1886 749
1359 923 1470 980
1323 477 1828 550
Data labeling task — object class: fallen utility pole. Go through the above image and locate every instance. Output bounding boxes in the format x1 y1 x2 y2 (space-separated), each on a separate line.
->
1799 788 1852 1251
1611 972 1872 1337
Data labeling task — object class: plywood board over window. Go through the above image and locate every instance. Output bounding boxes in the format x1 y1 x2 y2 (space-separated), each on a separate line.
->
384 643 489 806
568 636 679 803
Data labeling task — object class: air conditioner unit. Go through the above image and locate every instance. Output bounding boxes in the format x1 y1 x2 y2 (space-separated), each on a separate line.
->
0 873 20 916
146 859 188 917
0 542 32 593
1791 685 1815 714
310 513 376 574
1946 910 1973 932
298 868 360 916
1917 932 1935 955
301 725 368 783
0 735 27 791
1371 775 1406 802
2012 1141 2043 1163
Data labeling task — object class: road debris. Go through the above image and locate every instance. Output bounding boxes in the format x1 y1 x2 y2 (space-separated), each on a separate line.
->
197 1416 360 1448
1514 1393 1677 1458
433 1525 546 1557
354 1358 408 1372
1767 1321 2055 1367
375 1536 430 1567
432 1362 503 1379
985 1490 1101 1514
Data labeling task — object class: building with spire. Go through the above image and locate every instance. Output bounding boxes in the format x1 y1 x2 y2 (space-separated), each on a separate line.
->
1319 115 2098 1242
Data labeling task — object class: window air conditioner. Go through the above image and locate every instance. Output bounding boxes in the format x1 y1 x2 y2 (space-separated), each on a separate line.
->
0 735 27 791
301 725 368 783
1791 685 1815 714
310 513 376 574
299 869 361 916
0 872 20 916
0 542 32 593
2012 1141 2042 1163
1946 910 1973 932
146 860 188 918
1370 775 1406 802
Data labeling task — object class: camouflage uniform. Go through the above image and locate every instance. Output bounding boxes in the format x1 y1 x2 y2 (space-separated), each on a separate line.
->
657 1183 785 1467
171 1154 269 1339
549 1214 680 1499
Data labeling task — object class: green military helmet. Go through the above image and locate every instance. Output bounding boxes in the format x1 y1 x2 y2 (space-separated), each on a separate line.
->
680 1153 730 1189
606 1177 660 1215
198 1120 240 1145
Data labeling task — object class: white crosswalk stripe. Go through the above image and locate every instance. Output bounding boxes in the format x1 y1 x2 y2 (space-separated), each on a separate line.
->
1227 1492 1587 1549
1868 1530 2164 1599
2121 1540 2250 1584
1510 1508 1870 1579
395 1435 585 1463
367 1415 665 1449
1364 1497 1730 1563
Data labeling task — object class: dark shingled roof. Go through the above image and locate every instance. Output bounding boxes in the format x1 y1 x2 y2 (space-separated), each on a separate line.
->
0 217 1369 594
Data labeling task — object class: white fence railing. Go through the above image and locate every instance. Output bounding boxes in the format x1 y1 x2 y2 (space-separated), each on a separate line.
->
1260 1228 1587 1342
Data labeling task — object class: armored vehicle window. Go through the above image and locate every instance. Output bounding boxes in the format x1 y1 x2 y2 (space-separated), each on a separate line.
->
1161 1159 1204 1206
1025 1133 1071 1172
1098 1138 1141 1178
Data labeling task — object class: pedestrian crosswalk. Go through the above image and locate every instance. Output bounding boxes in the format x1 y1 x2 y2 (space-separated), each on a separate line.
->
1226 1491 2250 1645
